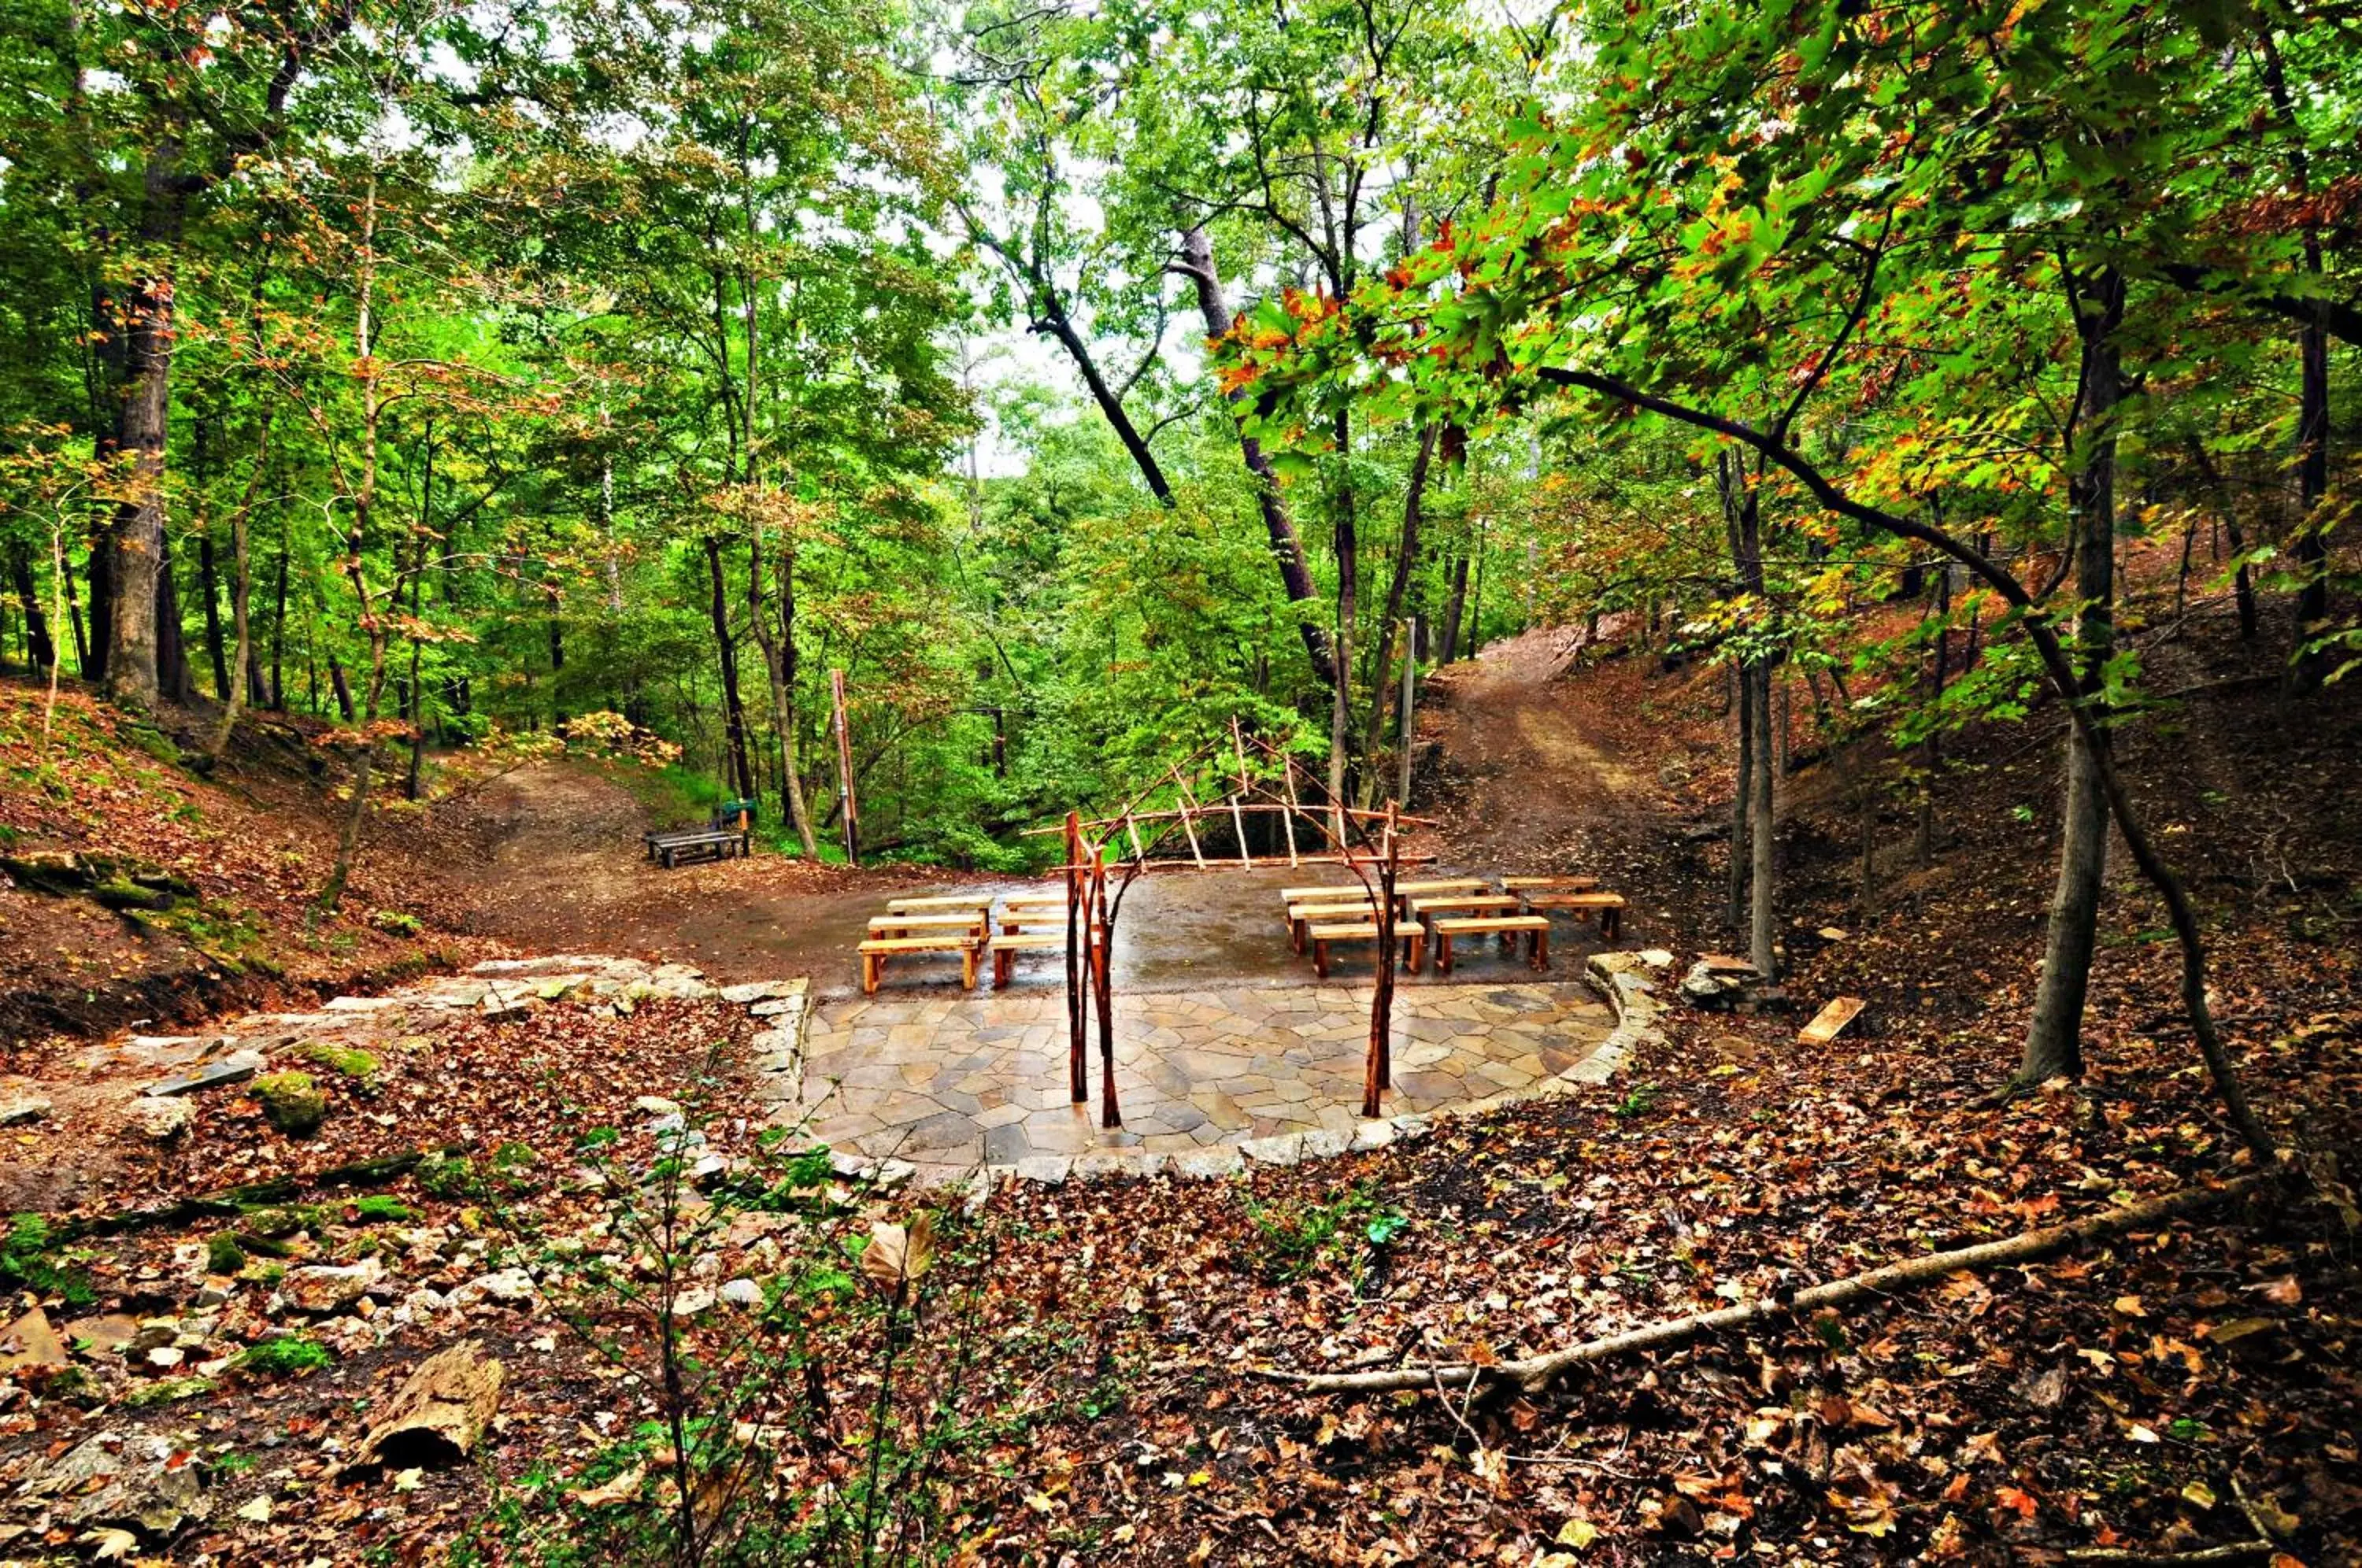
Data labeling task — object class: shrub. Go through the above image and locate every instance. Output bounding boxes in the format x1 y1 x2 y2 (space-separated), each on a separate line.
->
235 1335 333 1376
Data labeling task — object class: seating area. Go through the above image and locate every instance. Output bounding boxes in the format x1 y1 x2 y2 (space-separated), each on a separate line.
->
643 798 757 868
1275 872 1624 977
857 889 1103 996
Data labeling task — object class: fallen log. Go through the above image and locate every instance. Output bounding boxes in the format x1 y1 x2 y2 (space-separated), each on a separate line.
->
1274 1176 2265 1396
55 1144 472 1243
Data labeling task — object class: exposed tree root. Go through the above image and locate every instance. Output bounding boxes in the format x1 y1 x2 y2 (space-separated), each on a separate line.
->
1272 1175 2265 1396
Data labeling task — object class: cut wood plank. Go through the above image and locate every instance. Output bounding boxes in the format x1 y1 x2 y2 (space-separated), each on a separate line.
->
359 1339 503 1466
1500 875 1599 892
885 894 993 914
1798 996 1867 1044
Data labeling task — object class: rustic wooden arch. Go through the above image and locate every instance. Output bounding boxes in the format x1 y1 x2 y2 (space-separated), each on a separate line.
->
1033 719 1439 1127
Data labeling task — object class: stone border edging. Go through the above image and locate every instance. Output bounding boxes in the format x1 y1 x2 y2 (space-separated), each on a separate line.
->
948 949 1672 1203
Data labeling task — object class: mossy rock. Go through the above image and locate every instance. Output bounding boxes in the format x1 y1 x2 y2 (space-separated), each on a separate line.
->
297 1042 379 1082
253 1073 328 1138
368 909 422 937
129 867 198 898
206 1233 248 1275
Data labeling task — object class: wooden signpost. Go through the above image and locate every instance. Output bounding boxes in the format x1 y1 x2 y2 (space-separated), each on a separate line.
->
829 668 858 867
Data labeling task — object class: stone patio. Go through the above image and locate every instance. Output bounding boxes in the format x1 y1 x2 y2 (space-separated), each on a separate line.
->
765 979 1616 1182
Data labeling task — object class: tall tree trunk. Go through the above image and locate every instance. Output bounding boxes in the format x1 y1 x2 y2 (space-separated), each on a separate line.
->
1728 663 1753 933
1746 658 1776 976
1917 564 1950 864
155 538 188 703
1360 425 1437 790
705 535 754 800
205 407 270 765
198 533 230 697
750 536 820 856
268 532 288 708
103 139 188 708
6 545 54 674
1176 227 1337 688
1327 411 1358 815
2020 268 2124 1085
1718 449 1776 971
2256 29 2331 685
1438 549 1469 668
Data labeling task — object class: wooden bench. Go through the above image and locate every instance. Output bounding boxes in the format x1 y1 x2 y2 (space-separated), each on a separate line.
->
1501 875 1597 893
868 912 987 940
858 935 979 994
1430 915 1552 974
887 894 994 915
1389 877 1490 916
1408 893 1522 925
987 931 1070 989
1525 890 1625 939
1286 897 1376 953
643 826 751 868
1306 921 1424 978
1279 883 1367 904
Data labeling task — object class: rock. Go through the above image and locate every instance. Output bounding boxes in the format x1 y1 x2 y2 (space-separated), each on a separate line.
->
1298 1127 1353 1159
193 1280 234 1311
0 1307 70 1377
672 1286 716 1318
720 981 781 1004
1238 1133 1304 1167
872 1158 916 1187
253 1071 328 1137
0 1096 52 1127
62 1314 142 1358
1349 1120 1398 1152
1171 1147 1243 1181
129 1318 178 1353
718 1278 764 1311
1638 948 1676 968
357 1339 505 1467
633 1095 681 1119
146 1345 185 1369
324 995 402 1013
22 1432 212 1537
130 1097 193 1140
394 1289 450 1327
689 1153 734 1187
282 1259 382 1315
748 997 801 1017
143 1049 265 1097
1013 1155 1072 1185
452 1268 535 1309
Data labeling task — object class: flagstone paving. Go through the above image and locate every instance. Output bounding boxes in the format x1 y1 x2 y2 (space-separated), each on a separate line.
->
765 979 1615 1182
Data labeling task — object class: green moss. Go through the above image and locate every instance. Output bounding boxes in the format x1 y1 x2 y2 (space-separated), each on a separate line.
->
235 1336 332 1376
206 1233 248 1276
298 1041 380 1081
368 909 423 937
350 1196 413 1224
124 1374 217 1408
253 1072 328 1137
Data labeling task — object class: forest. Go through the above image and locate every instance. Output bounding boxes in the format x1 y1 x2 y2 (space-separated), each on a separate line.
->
0 0 2357 1563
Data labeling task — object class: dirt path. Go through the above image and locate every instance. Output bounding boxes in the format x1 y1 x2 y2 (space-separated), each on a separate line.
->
1420 627 1692 939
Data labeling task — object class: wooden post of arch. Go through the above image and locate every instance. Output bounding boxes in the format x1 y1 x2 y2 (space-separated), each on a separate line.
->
1090 852 1121 1127
1363 800 1402 1119
1064 811 1087 1104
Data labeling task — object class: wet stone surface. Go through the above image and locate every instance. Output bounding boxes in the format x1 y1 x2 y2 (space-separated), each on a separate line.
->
768 979 1616 1185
